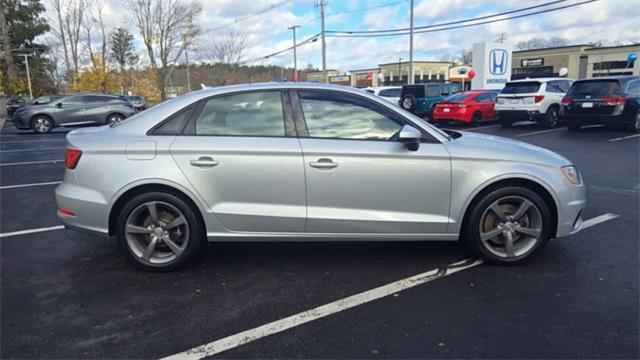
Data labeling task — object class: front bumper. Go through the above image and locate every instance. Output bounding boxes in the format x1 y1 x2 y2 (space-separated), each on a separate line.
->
555 182 587 238
11 113 31 129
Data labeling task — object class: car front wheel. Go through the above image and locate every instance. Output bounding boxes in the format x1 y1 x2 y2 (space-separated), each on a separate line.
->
31 116 53 133
465 186 552 265
116 192 205 271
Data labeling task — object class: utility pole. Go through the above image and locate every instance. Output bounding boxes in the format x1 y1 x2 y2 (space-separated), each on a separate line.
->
398 57 403 85
317 0 327 83
21 54 33 100
497 32 507 43
408 0 414 85
288 25 300 82
185 48 192 92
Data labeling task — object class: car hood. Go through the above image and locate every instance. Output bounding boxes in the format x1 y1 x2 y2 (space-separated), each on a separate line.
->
444 130 571 167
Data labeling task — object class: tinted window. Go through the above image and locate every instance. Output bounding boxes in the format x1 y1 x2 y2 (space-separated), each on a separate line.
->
298 91 403 141
444 93 472 102
625 80 640 96
427 86 439 97
567 80 620 97
546 81 565 93
439 85 450 96
402 85 425 97
501 81 541 94
62 96 86 105
87 95 113 103
379 88 401 97
475 93 495 103
194 92 285 136
363 89 375 94
450 84 461 94
152 106 196 135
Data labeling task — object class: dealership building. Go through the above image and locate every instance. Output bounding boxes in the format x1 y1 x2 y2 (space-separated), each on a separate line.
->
512 43 639 79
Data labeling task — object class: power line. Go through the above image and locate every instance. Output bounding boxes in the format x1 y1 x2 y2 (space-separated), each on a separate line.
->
326 0 567 34
204 0 292 33
238 33 321 65
326 0 598 38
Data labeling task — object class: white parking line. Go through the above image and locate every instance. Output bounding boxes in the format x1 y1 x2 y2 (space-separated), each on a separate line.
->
0 181 61 190
0 147 66 153
0 225 65 238
465 124 500 131
609 134 640 142
0 159 64 166
162 258 484 360
161 212 620 359
517 128 565 137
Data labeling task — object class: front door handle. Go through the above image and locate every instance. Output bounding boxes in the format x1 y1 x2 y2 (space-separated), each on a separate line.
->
190 157 219 168
309 158 338 169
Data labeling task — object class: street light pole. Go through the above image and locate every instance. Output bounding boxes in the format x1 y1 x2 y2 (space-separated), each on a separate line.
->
317 0 327 83
398 57 403 85
288 25 300 82
409 0 414 85
21 54 33 100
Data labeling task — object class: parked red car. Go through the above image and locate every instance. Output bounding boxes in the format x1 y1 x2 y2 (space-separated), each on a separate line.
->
432 90 499 126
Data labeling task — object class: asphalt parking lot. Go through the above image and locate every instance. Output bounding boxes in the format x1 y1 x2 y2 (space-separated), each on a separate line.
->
1 118 638 359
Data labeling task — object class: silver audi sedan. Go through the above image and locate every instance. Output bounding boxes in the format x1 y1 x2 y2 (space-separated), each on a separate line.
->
55 83 586 271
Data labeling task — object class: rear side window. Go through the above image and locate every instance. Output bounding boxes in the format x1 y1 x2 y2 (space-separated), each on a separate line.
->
151 105 196 135
567 80 620 97
379 88 401 97
475 93 495 103
427 86 439 97
546 81 568 93
445 93 472 102
501 81 541 94
193 91 285 136
403 85 425 97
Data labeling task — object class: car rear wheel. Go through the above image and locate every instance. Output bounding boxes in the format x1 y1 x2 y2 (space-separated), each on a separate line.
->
31 116 53 134
471 112 482 127
465 186 552 265
116 192 205 272
541 106 559 128
107 113 124 124
400 95 416 111
624 112 640 133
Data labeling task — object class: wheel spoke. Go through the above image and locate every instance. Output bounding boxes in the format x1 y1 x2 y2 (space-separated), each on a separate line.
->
512 200 532 221
126 224 153 234
480 227 503 242
514 226 542 239
505 231 515 257
142 237 159 260
146 202 159 224
165 215 185 230
163 237 184 255
490 203 507 221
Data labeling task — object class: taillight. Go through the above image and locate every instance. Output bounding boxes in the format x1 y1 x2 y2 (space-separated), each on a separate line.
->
58 208 76 217
602 96 626 106
534 95 545 103
561 97 573 106
65 149 82 169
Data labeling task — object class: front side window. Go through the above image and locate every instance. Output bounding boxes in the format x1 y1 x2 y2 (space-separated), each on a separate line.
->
440 85 450 96
427 86 439 97
298 90 403 141
62 96 86 106
194 91 285 136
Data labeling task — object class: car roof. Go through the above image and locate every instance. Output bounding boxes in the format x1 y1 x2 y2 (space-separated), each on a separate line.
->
573 75 639 82
507 77 570 83
364 86 401 90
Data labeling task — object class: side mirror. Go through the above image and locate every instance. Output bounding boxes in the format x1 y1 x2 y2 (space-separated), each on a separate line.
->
398 124 421 151
56 102 63 108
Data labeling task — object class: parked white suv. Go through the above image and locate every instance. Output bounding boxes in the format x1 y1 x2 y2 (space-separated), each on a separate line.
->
495 78 573 128
363 86 402 106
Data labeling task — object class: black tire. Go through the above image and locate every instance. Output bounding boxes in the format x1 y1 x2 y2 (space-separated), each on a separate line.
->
499 116 513 128
31 115 54 134
464 186 552 266
566 118 582 131
623 112 640 133
116 191 206 272
541 105 559 128
107 113 125 124
400 94 416 112
470 112 482 127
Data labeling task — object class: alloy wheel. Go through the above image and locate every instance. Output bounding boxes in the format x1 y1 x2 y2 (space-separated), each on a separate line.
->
402 98 413 110
33 118 52 133
108 114 124 124
478 196 543 259
125 201 190 266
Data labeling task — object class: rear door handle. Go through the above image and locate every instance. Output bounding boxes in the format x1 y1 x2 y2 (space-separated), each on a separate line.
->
190 157 219 168
309 158 338 169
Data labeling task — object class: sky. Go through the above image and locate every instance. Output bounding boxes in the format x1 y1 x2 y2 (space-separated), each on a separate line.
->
77 0 640 72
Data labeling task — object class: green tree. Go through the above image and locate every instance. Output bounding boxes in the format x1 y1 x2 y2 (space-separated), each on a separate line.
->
0 0 50 95
110 27 138 92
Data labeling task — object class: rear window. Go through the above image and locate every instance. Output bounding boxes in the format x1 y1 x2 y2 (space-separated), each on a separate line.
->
567 80 620 97
444 93 472 102
379 88 401 97
501 81 541 94
402 85 425 97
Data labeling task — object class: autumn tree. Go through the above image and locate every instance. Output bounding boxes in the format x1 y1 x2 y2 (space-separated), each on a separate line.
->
110 27 138 91
126 0 201 100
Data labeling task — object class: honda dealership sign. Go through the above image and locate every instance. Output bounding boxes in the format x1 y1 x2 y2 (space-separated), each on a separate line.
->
471 42 513 90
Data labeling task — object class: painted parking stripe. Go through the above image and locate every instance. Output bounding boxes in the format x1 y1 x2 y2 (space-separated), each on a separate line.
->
609 133 640 142
0 159 64 166
581 213 619 228
464 124 501 131
0 147 66 153
162 212 620 359
517 128 565 137
0 181 61 190
162 258 484 360
0 225 65 238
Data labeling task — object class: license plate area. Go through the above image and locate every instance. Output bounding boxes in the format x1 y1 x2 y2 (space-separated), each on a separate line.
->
581 102 594 108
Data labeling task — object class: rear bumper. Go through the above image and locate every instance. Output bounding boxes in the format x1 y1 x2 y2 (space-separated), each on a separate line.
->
561 113 630 125
433 112 471 123
55 182 110 236
497 110 543 121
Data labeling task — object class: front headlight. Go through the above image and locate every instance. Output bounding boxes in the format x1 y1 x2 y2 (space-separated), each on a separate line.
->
561 165 581 185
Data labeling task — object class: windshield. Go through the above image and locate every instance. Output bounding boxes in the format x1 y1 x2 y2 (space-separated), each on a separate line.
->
501 81 541 94
126 96 142 101
567 80 620 97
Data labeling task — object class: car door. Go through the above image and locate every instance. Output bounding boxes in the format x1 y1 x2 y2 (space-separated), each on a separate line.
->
55 95 88 125
293 89 451 234
169 90 306 233
84 95 111 123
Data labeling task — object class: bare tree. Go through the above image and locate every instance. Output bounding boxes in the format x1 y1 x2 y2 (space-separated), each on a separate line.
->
48 0 70 82
126 0 201 100
83 0 110 91
48 0 84 85
207 30 249 64
459 48 472 65
517 37 569 50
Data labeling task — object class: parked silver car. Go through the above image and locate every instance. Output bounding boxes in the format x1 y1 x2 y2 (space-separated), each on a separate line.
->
12 93 136 133
55 83 586 271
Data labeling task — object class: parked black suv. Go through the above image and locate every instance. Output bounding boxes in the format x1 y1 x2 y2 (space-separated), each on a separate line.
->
561 76 640 132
